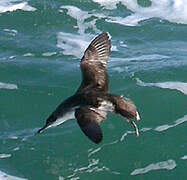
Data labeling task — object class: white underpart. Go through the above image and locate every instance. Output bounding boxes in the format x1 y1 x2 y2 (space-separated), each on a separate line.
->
49 110 75 128
89 101 114 122
98 101 115 112
89 107 107 122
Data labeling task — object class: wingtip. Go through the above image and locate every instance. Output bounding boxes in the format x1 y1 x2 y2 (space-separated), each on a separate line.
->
100 32 111 41
136 111 141 121
93 134 103 144
105 32 111 40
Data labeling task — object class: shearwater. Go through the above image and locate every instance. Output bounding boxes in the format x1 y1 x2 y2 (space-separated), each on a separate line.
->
38 32 140 144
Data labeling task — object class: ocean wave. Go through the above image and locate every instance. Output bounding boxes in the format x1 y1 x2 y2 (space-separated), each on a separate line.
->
155 114 187 132
108 54 172 73
88 140 118 157
42 52 57 57
3 29 17 36
131 159 176 175
93 0 187 26
0 127 38 142
57 32 93 58
0 154 11 159
66 158 120 179
0 0 36 13
92 0 120 10
23 53 34 57
181 155 187 160
0 170 27 180
0 82 18 90
136 78 187 95
59 5 101 34
57 32 117 59
136 114 187 134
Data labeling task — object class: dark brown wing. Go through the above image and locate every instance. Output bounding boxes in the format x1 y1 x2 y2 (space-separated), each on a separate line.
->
75 107 106 144
76 32 111 93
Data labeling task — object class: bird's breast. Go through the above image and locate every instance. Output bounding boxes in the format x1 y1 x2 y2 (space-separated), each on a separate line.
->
98 100 115 112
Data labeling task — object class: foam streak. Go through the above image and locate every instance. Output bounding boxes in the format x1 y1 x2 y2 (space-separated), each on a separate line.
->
131 159 176 175
0 170 27 180
0 82 18 90
0 1 36 13
136 78 187 95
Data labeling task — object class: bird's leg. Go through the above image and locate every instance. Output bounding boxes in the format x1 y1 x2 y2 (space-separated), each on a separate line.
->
130 120 139 137
126 119 139 137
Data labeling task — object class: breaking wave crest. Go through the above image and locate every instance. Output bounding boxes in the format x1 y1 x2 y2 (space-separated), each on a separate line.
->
93 0 187 26
0 0 36 13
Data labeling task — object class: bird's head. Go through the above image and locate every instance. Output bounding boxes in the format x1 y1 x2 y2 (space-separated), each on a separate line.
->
115 96 140 136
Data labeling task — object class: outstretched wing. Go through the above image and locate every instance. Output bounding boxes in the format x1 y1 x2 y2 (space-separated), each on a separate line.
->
76 32 111 93
75 107 106 144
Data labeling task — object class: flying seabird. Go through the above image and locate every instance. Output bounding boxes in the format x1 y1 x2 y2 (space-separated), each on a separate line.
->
38 32 140 144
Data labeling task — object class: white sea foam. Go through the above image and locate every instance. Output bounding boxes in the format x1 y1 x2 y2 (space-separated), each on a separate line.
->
60 5 100 34
0 0 36 13
13 147 20 151
181 155 187 160
0 128 38 142
140 127 152 132
88 147 102 157
69 158 120 178
3 29 17 36
42 52 57 57
92 0 120 10
66 159 106 179
58 177 65 180
88 140 118 157
136 78 187 95
58 6 120 57
0 82 18 90
0 154 11 159
9 136 18 139
57 31 119 59
57 32 94 58
93 0 187 25
131 159 176 175
9 56 16 60
130 54 169 61
0 170 27 180
23 53 34 57
109 54 169 66
155 114 187 132
120 130 135 141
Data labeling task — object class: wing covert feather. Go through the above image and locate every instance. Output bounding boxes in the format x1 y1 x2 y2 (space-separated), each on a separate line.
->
77 32 111 93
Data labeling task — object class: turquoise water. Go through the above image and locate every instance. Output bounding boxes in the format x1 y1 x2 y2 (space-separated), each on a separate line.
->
1 0 187 179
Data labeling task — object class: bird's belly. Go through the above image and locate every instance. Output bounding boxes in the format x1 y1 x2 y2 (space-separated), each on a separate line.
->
50 110 75 128
98 100 114 112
